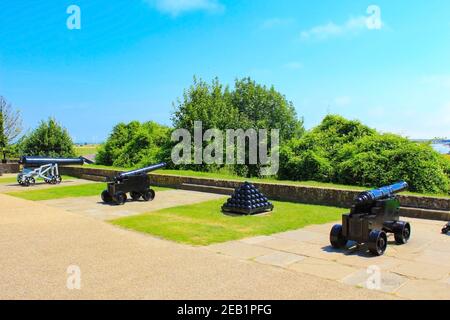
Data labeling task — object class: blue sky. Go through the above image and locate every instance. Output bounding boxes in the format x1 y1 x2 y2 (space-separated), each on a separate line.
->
1 0 449 142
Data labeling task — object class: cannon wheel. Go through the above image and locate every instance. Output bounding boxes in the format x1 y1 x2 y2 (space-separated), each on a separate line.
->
17 174 24 185
368 230 387 256
394 222 411 244
130 191 141 201
101 190 113 203
55 175 62 184
142 189 155 202
330 224 347 249
442 224 450 234
23 177 35 187
114 192 127 205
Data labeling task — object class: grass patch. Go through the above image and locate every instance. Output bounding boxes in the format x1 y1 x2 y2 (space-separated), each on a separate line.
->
0 176 19 184
111 199 342 246
74 144 100 157
7 183 171 201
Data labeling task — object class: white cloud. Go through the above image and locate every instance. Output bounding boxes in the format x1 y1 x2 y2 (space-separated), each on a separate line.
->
300 16 378 40
284 61 303 70
145 0 224 16
261 18 295 29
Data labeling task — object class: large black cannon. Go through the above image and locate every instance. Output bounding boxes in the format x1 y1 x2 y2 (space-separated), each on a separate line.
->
330 181 411 256
101 162 166 205
17 156 90 187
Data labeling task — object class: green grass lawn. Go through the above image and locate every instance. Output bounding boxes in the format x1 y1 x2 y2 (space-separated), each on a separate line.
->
7 182 171 201
74 144 100 156
111 199 342 246
0 176 19 184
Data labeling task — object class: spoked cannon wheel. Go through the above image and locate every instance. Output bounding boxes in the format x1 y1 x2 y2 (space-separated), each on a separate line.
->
17 174 25 185
22 177 35 187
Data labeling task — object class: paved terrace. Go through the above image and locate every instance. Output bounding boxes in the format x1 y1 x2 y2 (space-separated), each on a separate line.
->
0 193 393 300
0 178 449 299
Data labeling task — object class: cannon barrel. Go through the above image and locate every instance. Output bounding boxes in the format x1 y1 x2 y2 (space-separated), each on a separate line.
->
117 162 167 179
20 156 86 166
354 181 408 205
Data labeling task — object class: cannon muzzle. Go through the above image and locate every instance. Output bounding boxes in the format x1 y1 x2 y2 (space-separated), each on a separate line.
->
354 181 408 205
117 162 167 179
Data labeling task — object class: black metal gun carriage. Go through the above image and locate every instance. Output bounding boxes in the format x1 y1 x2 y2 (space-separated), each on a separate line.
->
330 181 411 256
101 162 167 205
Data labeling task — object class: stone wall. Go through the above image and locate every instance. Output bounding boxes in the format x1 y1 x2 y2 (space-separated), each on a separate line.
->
0 163 20 174
60 166 450 217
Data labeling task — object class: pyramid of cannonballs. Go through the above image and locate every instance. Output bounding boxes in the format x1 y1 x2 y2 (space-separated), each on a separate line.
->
222 182 274 215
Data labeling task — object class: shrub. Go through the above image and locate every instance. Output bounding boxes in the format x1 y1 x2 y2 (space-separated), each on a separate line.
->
20 118 75 158
96 121 171 168
279 115 375 181
279 115 449 194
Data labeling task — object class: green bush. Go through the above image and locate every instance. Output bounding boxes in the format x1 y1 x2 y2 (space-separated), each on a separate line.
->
20 118 75 158
96 121 171 168
279 115 375 181
279 115 449 194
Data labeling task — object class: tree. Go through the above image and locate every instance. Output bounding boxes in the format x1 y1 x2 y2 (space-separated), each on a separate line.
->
21 118 76 157
230 77 304 141
0 96 23 160
171 77 305 176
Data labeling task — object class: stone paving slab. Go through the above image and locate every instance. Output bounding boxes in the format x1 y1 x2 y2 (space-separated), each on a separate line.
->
395 280 450 300
254 252 306 268
208 218 450 299
288 257 360 281
207 241 280 260
389 260 449 281
341 269 409 294
40 190 226 220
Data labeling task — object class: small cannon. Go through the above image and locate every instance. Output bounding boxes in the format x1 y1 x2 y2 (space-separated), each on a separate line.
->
101 162 166 205
17 156 90 187
330 181 411 256
442 222 450 234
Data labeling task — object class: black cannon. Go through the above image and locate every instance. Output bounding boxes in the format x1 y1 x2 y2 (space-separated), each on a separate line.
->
442 222 450 234
330 181 411 256
17 156 91 187
101 162 166 205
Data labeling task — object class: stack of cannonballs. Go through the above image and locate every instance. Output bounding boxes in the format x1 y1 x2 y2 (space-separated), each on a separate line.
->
222 181 273 215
